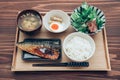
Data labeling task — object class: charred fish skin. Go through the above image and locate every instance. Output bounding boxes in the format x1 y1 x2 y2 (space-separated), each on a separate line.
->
16 40 60 60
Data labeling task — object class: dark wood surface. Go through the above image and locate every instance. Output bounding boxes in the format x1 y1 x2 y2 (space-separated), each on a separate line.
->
0 0 120 80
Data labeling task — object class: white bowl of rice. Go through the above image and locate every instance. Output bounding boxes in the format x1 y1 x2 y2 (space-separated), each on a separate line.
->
63 32 95 62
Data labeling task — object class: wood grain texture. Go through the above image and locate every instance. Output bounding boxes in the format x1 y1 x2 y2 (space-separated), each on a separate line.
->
0 0 120 80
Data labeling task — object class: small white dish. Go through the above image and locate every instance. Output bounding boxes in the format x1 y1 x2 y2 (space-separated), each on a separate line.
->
63 32 95 62
43 10 70 33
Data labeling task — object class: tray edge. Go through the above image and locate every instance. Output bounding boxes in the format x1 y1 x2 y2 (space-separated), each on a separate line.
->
102 28 111 71
11 27 19 71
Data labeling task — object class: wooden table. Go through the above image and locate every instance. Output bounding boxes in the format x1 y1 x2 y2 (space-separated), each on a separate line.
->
0 0 120 80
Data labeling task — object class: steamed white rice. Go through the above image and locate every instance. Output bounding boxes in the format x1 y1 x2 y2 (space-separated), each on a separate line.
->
65 36 92 61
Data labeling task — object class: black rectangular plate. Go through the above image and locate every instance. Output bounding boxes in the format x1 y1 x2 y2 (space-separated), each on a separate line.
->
22 38 62 61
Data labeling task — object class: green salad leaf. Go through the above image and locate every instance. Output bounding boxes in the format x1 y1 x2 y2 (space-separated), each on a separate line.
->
96 17 104 30
81 2 89 10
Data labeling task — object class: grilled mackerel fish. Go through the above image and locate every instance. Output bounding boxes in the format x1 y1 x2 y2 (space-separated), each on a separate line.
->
16 41 60 60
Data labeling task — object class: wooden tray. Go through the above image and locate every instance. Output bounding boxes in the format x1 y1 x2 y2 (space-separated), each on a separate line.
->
11 15 111 71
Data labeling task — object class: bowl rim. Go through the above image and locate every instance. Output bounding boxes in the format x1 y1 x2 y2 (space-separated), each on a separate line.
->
63 32 96 62
70 5 106 35
43 10 70 33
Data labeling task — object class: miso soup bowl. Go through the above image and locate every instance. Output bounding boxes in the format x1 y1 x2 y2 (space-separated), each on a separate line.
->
17 9 42 32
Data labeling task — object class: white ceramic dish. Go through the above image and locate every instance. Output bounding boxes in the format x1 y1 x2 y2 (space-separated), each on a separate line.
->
43 10 70 33
63 32 95 62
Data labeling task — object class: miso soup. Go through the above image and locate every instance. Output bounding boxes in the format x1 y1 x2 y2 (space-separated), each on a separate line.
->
18 13 41 31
